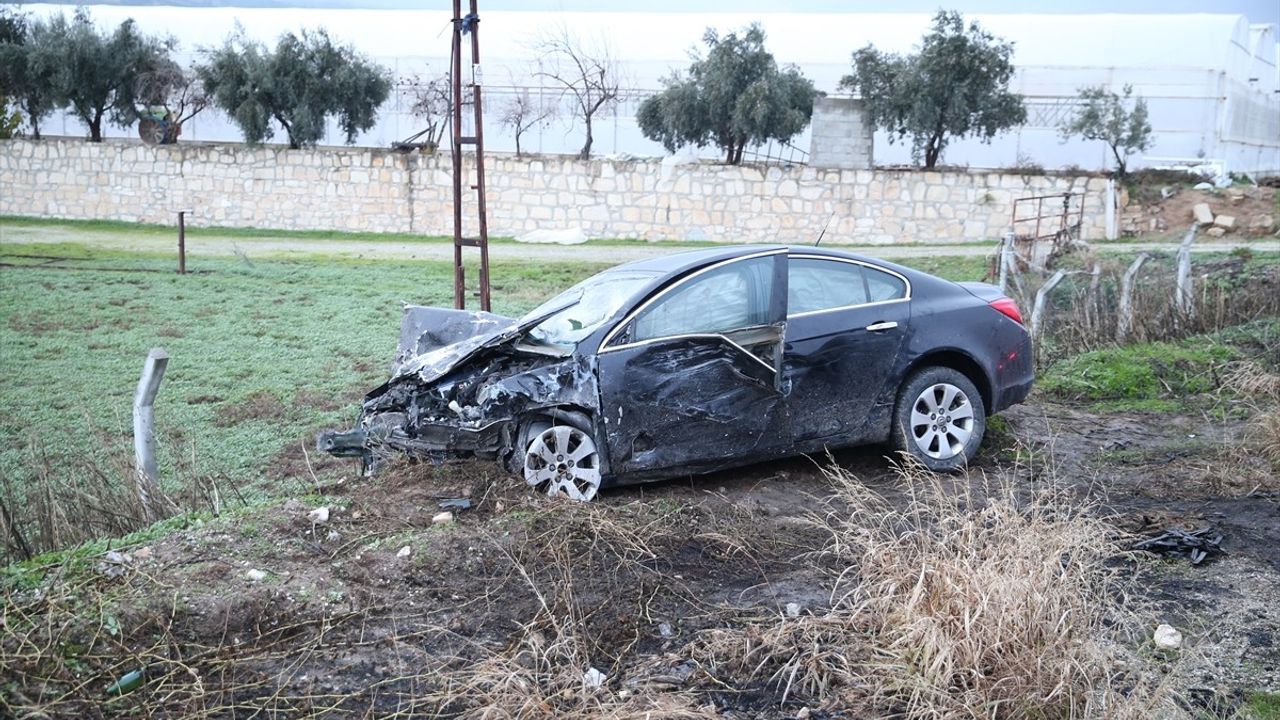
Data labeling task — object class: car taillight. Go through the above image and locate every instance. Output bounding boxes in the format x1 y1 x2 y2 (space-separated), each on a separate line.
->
989 297 1023 325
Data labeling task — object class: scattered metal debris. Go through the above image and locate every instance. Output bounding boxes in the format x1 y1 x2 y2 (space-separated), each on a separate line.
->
1132 526 1223 565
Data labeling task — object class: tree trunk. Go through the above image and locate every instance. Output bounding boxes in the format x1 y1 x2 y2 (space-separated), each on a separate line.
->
733 140 745 165
515 132 522 158
577 115 594 160
923 128 944 168
88 111 103 142
724 143 734 164
1110 143 1127 179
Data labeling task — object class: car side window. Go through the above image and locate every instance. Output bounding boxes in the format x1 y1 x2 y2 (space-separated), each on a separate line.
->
864 266 908 302
632 256 774 341
788 258 869 315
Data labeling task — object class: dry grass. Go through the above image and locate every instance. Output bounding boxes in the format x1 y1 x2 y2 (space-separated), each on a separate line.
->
695 458 1179 718
0 427 241 563
1224 361 1280 468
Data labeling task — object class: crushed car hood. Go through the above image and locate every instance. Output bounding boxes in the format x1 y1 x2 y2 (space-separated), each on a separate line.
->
390 302 569 384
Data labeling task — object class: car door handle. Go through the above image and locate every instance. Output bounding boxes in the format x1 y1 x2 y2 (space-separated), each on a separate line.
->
865 321 898 332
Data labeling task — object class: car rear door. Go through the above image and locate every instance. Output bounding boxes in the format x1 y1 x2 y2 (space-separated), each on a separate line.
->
596 251 789 477
783 255 911 444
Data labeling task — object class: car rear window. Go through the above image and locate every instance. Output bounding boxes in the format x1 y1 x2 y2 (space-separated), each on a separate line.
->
864 266 908 302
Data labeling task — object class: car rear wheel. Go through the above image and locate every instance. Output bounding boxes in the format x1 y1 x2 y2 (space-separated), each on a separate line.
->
891 367 985 472
522 421 602 502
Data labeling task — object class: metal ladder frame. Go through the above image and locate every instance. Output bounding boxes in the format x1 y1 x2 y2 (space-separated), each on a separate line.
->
450 0 491 311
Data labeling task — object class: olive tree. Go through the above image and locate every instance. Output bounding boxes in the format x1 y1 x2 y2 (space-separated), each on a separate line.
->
39 9 175 142
839 10 1026 169
0 8 64 139
638 24 817 165
1059 84 1153 178
198 28 391 149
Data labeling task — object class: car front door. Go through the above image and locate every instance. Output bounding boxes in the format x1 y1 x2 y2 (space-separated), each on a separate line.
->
596 252 789 477
783 255 912 444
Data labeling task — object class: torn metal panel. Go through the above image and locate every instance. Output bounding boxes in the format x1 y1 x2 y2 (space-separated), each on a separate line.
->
597 334 789 477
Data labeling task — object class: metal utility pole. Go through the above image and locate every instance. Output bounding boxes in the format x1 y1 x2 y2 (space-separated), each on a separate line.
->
450 0 491 311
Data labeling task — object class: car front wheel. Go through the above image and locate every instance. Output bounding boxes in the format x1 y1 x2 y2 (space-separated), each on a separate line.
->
521 420 602 502
891 367 986 472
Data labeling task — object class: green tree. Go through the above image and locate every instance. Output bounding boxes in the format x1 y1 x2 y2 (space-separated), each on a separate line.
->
637 24 817 165
198 28 391 149
0 95 21 139
839 10 1026 169
0 8 60 139
1059 84 1153 178
41 9 174 142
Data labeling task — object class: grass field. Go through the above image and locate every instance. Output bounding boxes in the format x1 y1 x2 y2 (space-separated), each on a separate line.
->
3 231 1275 560
0 241 989 547
0 244 610 531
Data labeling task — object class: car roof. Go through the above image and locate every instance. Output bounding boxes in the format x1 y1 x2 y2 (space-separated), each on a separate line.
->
611 244 930 283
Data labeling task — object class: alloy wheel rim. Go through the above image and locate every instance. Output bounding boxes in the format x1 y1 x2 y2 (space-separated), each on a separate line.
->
909 382 975 460
523 426 601 502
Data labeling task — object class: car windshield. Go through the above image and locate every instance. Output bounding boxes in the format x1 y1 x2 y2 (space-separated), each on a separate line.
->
521 270 658 350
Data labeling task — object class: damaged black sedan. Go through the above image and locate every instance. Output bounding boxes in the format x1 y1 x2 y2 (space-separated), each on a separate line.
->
319 246 1033 501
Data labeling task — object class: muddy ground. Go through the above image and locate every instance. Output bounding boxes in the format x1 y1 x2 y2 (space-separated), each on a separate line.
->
3 379 1277 719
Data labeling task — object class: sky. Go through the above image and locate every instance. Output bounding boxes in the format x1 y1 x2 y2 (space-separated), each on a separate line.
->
36 0 1280 27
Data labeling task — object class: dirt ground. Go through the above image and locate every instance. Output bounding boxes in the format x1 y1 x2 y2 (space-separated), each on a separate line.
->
3 381 1277 718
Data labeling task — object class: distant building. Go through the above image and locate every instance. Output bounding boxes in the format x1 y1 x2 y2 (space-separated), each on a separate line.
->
23 6 1280 173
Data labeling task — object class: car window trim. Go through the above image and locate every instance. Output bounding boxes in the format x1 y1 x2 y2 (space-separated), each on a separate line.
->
598 330 779 375
786 254 913 319
601 248 786 349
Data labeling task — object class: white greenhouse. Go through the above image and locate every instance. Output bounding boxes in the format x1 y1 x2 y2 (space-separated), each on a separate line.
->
18 5 1280 174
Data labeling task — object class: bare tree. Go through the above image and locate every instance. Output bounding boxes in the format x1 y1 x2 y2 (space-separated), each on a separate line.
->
134 58 209 143
402 71 452 151
499 86 556 157
533 25 620 160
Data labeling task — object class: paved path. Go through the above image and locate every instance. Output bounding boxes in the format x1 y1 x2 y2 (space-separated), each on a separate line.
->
0 221 1275 264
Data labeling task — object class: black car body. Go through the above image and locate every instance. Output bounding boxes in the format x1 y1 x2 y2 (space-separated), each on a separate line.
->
319 245 1034 499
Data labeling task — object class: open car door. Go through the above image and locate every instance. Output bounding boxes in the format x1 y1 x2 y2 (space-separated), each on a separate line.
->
596 251 788 478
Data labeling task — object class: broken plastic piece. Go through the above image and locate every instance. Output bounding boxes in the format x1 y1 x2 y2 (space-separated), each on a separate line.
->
106 668 144 696
438 498 472 511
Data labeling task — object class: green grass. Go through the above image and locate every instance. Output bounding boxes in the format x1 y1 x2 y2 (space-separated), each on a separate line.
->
0 243 609 514
1038 320 1280 410
1039 341 1233 408
0 215 723 247
1243 691 1280 720
0 232 999 562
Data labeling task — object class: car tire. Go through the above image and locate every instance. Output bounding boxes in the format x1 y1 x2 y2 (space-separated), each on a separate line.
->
890 366 986 472
519 417 603 502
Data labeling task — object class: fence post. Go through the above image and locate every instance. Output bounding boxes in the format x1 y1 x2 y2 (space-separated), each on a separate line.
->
1117 253 1149 344
133 348 169 522
1175 224 1197 322
997 230 1014 293
1030 270 1066 342
177 211 186 275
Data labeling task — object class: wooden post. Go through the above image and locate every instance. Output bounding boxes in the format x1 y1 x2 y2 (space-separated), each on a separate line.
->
1175 224 1197 321
1117 253 1149 344
133 348 169 522
177 211 186 275
997 231 1014 293
1030 270 1066 341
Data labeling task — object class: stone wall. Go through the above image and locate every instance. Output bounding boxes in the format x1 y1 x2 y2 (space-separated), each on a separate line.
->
0 138 1109 245
808 97 874 170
